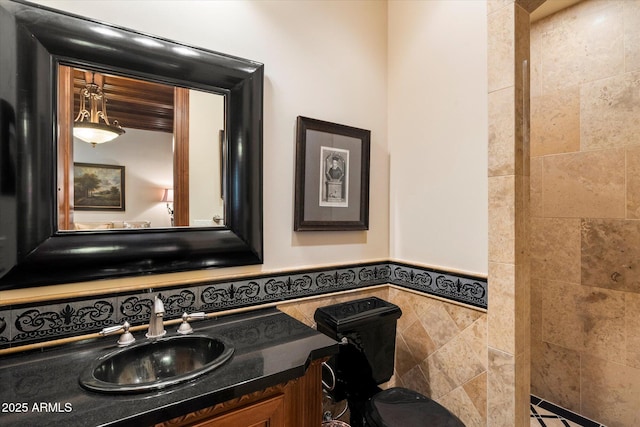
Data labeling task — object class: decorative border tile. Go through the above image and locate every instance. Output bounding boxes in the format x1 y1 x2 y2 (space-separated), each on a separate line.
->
390 262 487 308
116 287 201 324
10 298 117 346
199 278 263 310
0 308 10 349
315 268 355 291
116 292 154 324
357 263 392 286
161 288 199 318
2 261 487 347
264 273 314 301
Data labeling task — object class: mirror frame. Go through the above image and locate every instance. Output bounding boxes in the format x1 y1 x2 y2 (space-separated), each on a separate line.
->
0 0 263 289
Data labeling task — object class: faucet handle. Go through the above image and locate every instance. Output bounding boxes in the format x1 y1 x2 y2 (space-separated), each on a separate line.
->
100 321 136 347
177 312 207 335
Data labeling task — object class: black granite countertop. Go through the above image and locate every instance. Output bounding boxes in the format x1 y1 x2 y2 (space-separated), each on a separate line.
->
0 308 338 426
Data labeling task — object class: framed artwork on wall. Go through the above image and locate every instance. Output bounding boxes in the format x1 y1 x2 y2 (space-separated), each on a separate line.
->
74 163 125 211
294 116 370 231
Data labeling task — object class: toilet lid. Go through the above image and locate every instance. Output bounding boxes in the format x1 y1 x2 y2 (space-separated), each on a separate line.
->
365 388 465 427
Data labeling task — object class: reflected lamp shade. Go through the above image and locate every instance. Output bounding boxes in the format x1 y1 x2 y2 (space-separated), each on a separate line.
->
73 122 124 145
161 188 174 203
73 74 125 147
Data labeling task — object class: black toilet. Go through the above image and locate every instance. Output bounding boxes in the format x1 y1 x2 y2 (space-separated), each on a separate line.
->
315 297 465 427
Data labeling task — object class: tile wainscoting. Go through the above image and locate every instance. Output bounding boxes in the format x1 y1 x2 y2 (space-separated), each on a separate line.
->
279 280 489 426
0 261 487 349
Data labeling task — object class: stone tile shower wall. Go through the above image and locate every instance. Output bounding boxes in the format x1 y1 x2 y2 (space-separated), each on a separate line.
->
279 287 488 427
530 1 640 426
487 1 531 426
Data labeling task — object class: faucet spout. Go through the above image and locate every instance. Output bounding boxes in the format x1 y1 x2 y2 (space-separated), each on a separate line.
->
146 296 166 339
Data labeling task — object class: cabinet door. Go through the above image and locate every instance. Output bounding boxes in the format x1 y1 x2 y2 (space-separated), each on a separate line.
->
190 394 285 427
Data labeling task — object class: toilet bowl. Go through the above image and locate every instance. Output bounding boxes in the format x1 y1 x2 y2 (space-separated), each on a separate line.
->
315 297 465 427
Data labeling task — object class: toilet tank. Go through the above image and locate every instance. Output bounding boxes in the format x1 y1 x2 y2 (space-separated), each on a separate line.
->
315 297 402 399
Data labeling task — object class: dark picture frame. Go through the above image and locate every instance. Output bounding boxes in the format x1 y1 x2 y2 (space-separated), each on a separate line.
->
294 116 370 231
74 163 125 211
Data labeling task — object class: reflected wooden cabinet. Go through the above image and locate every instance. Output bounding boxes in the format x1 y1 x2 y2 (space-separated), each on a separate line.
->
154 359 324 427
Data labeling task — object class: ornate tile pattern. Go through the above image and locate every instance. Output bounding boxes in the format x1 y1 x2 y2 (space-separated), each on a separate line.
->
199 279 263 310
0 308 10 349
3 261 487 347
391 262 487 308
10 298 117 346
530 395 606 427
117 288 199 324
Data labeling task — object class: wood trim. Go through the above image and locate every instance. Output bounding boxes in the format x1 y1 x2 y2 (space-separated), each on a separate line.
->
72 68 175 133
153 384 286 427
57 65 74 230
174 87 189 226
285 359 324 426
191 394 285 427
152 359 327 427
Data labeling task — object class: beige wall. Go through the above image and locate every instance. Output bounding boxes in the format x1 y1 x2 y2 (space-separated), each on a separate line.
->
73 128 173 228
7 3 495 424
530 1 640 426
3 2 495 424
6 1 491 304
13 0 390 301
2 4 497 424
388 0 489 276
384 4 491 422
189 91 225 226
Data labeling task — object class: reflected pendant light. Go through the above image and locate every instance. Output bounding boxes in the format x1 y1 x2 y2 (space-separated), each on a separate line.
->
73 72 125 147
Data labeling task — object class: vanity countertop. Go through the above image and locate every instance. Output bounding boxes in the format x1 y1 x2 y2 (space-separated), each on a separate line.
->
0 308 338 427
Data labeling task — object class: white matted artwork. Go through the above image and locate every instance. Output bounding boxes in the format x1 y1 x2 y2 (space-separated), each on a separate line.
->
319 146 349 207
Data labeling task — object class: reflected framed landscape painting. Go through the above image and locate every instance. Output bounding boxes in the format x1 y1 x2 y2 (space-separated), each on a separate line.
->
74 163 125 211
294 116 370 231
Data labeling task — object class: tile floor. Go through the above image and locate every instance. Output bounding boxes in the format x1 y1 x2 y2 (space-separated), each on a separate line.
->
530 395 606 427
326 393 609 426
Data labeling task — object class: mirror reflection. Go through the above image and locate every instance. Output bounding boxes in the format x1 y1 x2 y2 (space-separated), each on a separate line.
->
57 65 225 231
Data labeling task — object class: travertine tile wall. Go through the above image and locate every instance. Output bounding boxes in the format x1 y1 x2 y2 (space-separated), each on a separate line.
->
487 0 531 426
278 287 488 427
388 288 487 427
530 1 640 426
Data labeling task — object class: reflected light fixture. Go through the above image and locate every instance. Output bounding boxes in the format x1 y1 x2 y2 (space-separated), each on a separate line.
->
161 188 174 226
73 72 125 147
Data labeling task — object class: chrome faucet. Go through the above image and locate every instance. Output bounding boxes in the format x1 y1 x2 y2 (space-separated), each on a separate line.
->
146 296 166 339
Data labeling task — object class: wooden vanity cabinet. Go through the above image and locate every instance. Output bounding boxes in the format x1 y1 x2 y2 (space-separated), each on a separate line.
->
154 359 325 427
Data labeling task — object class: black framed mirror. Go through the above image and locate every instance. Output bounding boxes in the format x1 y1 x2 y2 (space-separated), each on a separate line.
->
0 0 263 289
